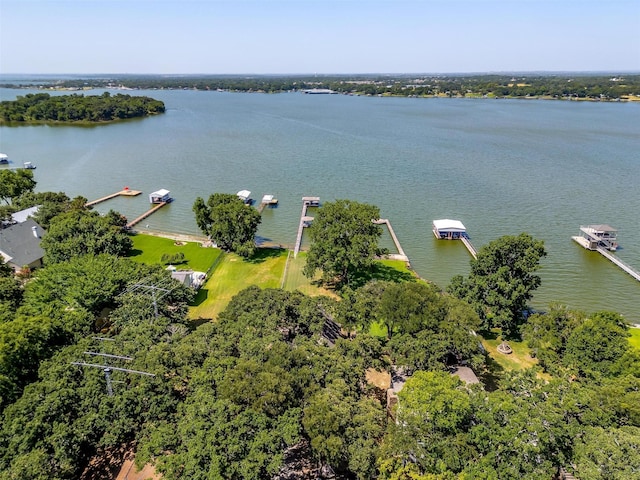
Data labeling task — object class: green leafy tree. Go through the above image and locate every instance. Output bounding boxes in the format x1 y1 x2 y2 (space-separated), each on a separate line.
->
193 193 261 258
563 311 632 378
571 426 640 480
303 199 384 287
448 233 546 337
0 169 36 206
40 209 132 264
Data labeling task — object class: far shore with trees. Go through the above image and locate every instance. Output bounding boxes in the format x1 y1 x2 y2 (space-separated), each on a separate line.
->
3 73 639 101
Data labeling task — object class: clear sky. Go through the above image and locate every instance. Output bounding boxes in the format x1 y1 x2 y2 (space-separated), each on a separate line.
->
1 0 639 74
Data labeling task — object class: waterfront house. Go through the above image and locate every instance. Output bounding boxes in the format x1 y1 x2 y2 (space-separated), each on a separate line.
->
0 219 46 271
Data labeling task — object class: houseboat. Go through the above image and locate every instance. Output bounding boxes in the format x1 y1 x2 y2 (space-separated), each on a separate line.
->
572 224 618 251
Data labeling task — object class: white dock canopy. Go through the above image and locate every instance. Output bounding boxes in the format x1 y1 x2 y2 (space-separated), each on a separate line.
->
433 219 467 239
237 190 251 201
149 189 171 203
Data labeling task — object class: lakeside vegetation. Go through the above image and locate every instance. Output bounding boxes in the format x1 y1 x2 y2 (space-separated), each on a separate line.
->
0 91 165 124
1 180 639 479
3 73 640 101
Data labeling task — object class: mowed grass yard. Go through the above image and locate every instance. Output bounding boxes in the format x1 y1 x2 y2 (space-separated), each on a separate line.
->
127 234 221 273
189 248 289 321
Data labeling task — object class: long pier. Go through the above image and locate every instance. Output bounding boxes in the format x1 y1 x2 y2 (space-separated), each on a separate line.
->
374 219 408 262
126 202 167 229
460 236 478 259
596 247 640 282
85 189 142 207
294 197 319 257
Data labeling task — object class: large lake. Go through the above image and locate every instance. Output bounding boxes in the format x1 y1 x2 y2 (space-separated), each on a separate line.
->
1 88 639 321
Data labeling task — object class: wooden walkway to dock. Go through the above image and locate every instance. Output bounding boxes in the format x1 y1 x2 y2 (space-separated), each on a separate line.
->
461 236 478 259
374 219 408 262
126 202 167 229
85 189 142 207
294 197 319 257
596 247 640 282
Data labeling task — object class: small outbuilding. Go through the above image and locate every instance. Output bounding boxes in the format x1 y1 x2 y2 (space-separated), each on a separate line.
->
149 189 171 204
433 219 467 240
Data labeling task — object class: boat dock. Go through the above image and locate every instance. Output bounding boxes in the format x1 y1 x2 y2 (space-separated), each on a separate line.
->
596 248 640 282
460 236 478 259
126 202 168 229
433 219 477 259
572 224 640 282
374 219 409 262
294 197 320 257
257 194 279 214
85 188 142 207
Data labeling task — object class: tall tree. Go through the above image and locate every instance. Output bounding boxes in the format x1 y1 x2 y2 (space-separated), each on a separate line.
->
192 193 261 258
448 233 546 337
40 209 132 264
303 199 384 287
0 169 36 206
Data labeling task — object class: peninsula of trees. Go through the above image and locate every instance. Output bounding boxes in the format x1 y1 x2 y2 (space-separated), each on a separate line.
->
0 92 165 124
3 73 639 101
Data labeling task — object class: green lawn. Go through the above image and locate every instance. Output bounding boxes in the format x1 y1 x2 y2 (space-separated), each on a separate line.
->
282 252 337 298
630 327 640 351
127 233 221 273
189 248 288 321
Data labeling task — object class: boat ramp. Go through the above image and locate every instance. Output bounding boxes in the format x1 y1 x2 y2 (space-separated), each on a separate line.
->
572 225 640 282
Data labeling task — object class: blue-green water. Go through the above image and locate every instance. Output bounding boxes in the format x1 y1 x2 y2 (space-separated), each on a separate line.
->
1 88 639 320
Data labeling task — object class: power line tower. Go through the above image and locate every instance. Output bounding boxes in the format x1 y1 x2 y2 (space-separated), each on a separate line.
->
72 351 155 397
120 275 178 319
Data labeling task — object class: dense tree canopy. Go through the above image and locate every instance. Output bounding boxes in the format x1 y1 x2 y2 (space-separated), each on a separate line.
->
0 92 165 124
193 193 262 258
448 233 547 337
40 209 132 264
304 199 385 287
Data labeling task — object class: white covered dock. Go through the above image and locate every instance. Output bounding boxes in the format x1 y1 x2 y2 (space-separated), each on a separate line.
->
149 189 171 204
433 219 467 240
572 224 618 251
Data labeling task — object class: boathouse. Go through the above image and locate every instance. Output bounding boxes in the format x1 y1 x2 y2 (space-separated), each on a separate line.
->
433 219 467 240
149 189 171 204
572 224 618 251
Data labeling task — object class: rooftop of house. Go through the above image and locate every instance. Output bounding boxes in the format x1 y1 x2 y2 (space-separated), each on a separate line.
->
0 218 46 267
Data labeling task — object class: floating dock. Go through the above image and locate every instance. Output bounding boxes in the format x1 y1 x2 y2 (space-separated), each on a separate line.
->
294 197 320 257
374 219 409 262
126 202 168 229
433 219 477 259
85 188 142 207
573 225 640 282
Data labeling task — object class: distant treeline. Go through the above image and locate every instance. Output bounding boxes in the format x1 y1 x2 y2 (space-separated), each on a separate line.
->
2 74 639 100
0 92 165 124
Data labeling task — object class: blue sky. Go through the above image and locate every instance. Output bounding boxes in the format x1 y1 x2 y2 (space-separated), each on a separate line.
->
1 0 639 74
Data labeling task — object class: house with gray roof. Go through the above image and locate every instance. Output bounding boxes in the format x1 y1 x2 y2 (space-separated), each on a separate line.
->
0 218 46 271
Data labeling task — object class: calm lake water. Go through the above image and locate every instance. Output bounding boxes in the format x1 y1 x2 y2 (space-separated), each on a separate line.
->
1 88 639 321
